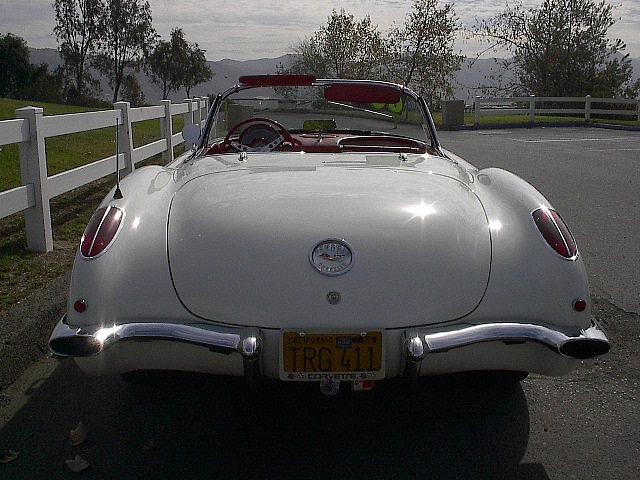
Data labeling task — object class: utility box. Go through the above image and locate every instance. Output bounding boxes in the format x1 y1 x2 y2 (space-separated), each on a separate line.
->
442 100 465 128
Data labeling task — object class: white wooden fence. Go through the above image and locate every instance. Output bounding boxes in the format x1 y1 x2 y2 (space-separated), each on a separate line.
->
0 97 209 252
474 95 640 126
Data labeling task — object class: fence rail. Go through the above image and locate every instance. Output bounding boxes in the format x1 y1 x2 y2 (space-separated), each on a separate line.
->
474 95 640 126
0 97 209 252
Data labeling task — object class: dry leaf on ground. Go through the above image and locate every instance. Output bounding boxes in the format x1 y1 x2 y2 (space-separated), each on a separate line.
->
65 455 90 473
69 421 87 446
142 439 156 450
0 450 19 464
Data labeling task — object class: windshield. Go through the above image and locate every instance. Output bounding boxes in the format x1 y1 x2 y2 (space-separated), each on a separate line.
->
201 81 436 155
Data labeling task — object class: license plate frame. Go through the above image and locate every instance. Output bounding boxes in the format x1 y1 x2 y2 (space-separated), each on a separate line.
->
280 331 385 381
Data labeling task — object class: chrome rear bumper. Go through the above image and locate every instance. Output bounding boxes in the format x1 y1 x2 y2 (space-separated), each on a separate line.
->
49 315 261 377
404 320 610 374
49 316 609 379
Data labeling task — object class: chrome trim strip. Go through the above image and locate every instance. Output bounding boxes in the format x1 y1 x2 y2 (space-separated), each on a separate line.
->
49 315 261 360
415 320 609 359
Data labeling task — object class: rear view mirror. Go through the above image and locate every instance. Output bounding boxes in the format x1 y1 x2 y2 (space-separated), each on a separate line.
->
182 123 201 148
303 119 337 132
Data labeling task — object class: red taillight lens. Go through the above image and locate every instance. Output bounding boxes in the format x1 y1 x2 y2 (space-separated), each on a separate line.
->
532 208 577 259
80 206 124 258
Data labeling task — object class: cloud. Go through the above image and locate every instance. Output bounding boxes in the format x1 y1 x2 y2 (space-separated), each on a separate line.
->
0 0 638 59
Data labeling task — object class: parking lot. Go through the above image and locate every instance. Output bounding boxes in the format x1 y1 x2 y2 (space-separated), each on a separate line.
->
1 127 639 479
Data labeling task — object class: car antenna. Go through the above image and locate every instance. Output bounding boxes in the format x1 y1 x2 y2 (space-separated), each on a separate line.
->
113 116 123 200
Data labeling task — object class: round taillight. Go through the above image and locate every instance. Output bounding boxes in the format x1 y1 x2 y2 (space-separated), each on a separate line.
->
573 299 587 312
74 299 87 313
80 206 124 258
532 208 577 259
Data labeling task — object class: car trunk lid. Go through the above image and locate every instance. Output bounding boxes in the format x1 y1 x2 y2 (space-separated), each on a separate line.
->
168 163 490 329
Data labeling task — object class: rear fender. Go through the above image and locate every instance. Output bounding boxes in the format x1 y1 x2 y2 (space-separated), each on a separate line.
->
468 167 591 330
66 165 191 328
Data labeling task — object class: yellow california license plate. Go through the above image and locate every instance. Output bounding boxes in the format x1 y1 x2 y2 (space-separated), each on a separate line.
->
282 332 383 381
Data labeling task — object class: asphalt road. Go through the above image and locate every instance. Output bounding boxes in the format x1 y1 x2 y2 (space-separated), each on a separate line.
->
1 127 639 479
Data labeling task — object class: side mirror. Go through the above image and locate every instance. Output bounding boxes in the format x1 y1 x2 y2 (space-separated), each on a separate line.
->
182 123 201 148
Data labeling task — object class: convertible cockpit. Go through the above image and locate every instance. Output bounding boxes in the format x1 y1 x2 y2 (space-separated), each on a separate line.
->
204 117 429 155
200 75 438 156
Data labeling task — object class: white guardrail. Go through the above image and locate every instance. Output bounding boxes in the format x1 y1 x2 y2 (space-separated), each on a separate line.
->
0 97 209 252
474 95 640 126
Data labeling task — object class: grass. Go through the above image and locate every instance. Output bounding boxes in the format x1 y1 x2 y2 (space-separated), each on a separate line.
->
398 110 639 129
0 98 185 191
0 98 186 313
469 114 640 128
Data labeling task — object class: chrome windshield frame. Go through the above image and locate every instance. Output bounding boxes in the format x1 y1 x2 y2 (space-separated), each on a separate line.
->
196 78 442 155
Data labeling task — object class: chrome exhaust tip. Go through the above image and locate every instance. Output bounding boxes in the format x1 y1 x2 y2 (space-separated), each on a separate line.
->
49 335 103 357
559 338 610 359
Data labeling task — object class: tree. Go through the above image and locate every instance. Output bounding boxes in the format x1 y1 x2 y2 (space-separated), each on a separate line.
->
52 0 103 101
475 0 636 97
94 0 156 102
15 64 66 103
281 9 387 79
120 73 145 106
147 28 212 99
0 33 32 97
386 0 462 101
147 28 188 99
183 42 212 97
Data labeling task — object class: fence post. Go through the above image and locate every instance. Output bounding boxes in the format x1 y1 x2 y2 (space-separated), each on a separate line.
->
585 95 591 123
199 97 207 132
474 96 480 128
15 106 53 252
194 98 202 127
113 102 135 175
529 95 536 124
160 99 174 164
184 98 194 127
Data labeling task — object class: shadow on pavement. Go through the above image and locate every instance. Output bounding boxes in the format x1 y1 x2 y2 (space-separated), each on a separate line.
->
0 361 550 479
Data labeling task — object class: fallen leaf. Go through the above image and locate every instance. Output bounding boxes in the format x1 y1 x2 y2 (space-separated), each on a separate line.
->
142 439 156 451
65 455 90 473
69 421 87 446
0 450 19 464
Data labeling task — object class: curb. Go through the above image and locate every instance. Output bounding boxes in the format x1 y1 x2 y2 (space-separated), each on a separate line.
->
0 273 69 392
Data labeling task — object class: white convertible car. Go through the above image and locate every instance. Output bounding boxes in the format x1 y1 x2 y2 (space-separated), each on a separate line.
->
49 75 610 394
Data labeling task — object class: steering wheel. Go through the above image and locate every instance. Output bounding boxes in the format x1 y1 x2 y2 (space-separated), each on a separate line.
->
224 118 300 153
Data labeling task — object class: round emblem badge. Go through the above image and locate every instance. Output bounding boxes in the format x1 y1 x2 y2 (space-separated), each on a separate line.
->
310 239 353 276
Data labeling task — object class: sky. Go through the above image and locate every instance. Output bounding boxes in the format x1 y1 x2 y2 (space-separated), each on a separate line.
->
1 0 638 60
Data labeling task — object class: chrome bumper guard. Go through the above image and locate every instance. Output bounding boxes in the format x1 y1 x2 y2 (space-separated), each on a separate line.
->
404 320 610 373
49 315 262 378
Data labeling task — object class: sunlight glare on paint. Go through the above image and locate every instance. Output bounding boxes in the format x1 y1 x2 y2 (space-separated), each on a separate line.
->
488 219 502 232
403 201 437 220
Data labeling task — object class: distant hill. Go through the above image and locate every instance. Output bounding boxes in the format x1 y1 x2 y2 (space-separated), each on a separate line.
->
29 48 640 104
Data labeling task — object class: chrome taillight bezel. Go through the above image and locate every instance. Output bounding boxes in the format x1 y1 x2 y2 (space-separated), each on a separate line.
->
80 205 125 259
532 207 578 260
